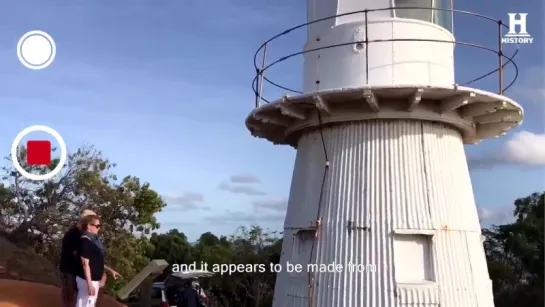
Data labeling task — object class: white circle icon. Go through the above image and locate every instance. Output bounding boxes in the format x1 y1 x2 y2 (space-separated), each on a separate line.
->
11 125 67 181
17 30 56 70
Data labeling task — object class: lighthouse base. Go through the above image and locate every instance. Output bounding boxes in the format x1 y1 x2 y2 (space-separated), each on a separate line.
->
272 120 493 307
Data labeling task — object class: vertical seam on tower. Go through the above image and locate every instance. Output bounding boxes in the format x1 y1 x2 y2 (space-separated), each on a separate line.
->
464 234 480 306
391 19 395 84
420 122 432 221
285 97 329 307
313 0 319 91
311 0 317 135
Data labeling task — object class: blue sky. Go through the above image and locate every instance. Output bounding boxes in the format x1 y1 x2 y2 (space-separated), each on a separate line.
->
0 0 542 240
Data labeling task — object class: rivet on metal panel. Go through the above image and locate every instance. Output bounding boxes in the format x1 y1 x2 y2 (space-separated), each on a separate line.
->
353 28 365 53
354 43 364 51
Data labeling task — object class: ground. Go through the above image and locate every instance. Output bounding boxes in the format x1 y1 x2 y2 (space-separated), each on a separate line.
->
0 236 125 307
0 236 60 286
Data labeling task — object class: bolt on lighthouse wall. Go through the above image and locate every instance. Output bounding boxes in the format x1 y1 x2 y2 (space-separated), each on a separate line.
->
303 0 455 92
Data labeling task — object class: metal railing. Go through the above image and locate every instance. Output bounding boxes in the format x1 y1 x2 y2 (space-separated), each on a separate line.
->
252 7 519 107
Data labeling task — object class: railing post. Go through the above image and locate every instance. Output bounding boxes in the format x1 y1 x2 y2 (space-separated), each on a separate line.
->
364 9 369 85
116 259 169 304
254 71 260 108
498 20 503 95
256 43 268 108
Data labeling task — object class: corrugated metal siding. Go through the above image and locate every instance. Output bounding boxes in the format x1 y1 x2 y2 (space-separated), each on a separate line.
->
273 232 294 307
284 134 326 228
274 120 493 307
433 230 477 306
467 233 495 306
396 285 440 305
421 124 482 231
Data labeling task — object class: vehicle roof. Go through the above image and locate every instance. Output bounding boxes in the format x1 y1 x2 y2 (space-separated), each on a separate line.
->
152 269 215 288
170 270 214 279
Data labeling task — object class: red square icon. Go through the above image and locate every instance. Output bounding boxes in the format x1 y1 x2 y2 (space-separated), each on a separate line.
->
26 140 51 165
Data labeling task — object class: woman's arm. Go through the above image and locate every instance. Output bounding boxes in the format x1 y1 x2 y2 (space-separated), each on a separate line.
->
104 265 114 274
81 257 93 284
104 265 121 279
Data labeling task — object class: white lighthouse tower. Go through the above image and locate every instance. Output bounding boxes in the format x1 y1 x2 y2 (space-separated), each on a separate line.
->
246 0 522 306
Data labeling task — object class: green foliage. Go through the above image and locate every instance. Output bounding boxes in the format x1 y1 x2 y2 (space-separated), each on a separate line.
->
149 229 194 265
146 225 281 307
0 145 166 294
0 143 542 306
483 192 544 307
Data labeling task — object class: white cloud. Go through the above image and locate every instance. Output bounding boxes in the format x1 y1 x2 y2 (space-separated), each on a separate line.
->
229 173 260 184
218 182 266 196
252 199 287 212
469 131 545 169
163 192 210 211
503 131 545 165
203 197 288 223
218 173 266 195
478 206 512 225
203 209 284 223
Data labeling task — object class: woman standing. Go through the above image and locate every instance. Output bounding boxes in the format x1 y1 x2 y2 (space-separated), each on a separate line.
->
75 215 105 307
59 209 97 307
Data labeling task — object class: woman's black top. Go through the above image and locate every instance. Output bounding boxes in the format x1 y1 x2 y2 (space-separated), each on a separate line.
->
76 236 104 281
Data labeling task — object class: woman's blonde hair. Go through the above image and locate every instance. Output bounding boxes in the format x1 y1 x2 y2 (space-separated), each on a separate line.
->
80 215 99 231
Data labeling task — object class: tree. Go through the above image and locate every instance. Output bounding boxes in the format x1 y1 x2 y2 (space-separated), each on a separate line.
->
228 226 280 307
484 192 544 307
148 229 193 266
2 143 541 307
0 145 166 294
145 225 281 307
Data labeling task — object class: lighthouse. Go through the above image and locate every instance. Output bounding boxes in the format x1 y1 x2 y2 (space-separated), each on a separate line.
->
246 0 522 306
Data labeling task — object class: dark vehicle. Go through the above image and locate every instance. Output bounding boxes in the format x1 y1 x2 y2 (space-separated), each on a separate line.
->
121 270 213 307
165 270 213 307
122 282 169 307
